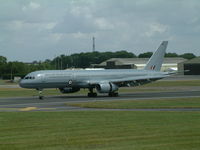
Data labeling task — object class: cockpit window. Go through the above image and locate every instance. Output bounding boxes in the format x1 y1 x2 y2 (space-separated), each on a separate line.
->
24 76 35 80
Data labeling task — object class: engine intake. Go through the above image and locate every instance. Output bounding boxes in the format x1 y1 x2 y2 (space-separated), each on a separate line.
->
59 87 80 93
96 82 118 93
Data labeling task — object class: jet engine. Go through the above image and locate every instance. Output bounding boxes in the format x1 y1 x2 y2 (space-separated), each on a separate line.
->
96 82 118 93
59 87 80 93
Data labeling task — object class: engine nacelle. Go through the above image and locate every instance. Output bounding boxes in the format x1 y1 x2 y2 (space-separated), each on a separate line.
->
96 82 118 93
59 87 80 93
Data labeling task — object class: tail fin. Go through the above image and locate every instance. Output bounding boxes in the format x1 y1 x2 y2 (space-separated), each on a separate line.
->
144 41 168 71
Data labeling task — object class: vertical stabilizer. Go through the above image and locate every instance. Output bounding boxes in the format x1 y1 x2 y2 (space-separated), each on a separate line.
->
144 41 168 71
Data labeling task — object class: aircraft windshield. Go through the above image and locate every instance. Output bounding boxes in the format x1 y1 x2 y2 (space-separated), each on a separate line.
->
24 76 35 80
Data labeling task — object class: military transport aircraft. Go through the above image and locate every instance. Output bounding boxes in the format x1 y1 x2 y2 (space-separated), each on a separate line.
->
20 41 170 99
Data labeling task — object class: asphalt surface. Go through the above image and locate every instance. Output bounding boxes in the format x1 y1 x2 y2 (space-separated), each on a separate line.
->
0 91 200 112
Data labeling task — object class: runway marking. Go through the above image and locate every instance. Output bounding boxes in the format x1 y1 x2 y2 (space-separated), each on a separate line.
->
19 107 38 111
37 108 57 111
0 107 56 112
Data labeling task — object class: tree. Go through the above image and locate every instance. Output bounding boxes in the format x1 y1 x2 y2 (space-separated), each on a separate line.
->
52 51 137 69
0 56 7 78
0 56 7 64
180 53 196 59
165 53 179 57
113 51 136 58
138 52 153 58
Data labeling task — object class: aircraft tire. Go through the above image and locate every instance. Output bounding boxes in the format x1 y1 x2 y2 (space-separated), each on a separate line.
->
88 93 97 97
39 96 44 100
109 92 118 97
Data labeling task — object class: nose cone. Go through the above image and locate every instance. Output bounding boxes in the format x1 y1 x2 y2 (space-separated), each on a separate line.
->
19 80 25 88
19 79 29 88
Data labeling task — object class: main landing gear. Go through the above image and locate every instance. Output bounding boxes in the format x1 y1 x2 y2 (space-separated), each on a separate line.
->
87 88 97 97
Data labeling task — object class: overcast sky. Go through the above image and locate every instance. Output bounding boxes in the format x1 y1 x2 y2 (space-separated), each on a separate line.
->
0 0 200 62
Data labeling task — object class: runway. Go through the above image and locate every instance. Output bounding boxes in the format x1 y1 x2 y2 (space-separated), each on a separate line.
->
0 90 200 112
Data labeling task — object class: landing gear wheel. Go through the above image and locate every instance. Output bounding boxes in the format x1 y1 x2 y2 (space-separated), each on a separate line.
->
88 92 97 97
39 96 44 100
37 88 44 100
108 92 119 97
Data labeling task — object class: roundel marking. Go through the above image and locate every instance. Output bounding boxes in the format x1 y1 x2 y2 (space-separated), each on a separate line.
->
68 80 73 85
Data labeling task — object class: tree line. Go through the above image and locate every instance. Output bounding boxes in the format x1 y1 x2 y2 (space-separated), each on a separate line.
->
0 51 197 79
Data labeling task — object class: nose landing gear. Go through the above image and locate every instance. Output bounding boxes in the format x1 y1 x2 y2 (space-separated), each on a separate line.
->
37 88 44 100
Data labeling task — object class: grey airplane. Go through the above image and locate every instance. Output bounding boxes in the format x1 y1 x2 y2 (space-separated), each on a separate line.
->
20 41 171 99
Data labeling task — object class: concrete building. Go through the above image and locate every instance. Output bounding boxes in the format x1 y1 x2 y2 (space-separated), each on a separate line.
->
93 57 186 71
178 57 200 75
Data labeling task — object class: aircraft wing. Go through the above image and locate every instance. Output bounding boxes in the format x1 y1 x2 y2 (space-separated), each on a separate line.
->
88 74 169 87
110 74 168 83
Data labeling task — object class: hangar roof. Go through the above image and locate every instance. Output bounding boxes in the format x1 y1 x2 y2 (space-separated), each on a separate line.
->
179 57 200 64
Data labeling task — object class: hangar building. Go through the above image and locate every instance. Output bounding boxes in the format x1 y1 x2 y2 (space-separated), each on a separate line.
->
93 57 186 71
178 57 200 75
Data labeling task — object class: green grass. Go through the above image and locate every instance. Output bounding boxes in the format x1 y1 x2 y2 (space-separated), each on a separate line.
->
0 111 200 150
0 80 16 85
66 97 200 109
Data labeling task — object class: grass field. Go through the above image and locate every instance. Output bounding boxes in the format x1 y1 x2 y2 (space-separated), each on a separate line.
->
1 80 200 149
66 97 200 109
0 80 16 85
0 111 200 150
0 80 200 98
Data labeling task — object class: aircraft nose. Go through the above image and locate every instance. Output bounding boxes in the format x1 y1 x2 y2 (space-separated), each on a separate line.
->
19 80 27 88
